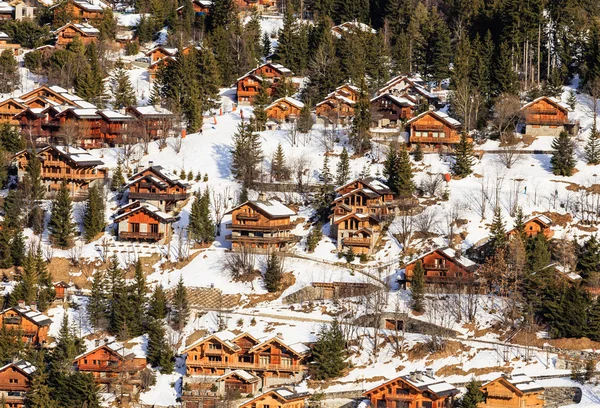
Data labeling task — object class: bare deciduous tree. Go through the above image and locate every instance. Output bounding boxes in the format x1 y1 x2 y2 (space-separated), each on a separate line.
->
212 187 232 236
223 246 256 280
420 173 443 197
439 203 463 248
492 94 522 144
497 144 523 169
415 208 438 236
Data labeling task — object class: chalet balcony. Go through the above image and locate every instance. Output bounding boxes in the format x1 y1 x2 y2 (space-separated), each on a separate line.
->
236 214 260 221
411 135 460 144
4 317 21 325
526 118 568 126
529 108 559 115
0 385 28 392
423 263 449 271
41 171 105 180
342 237 371 247
77 363 120 372
203 349 224 356
226 223 294 232
186 361 306 372
119 231 163 241
225 235 299 244
413 124 445 131
128 192 188 201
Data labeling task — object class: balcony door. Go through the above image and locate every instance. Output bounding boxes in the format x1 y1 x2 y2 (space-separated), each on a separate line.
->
130 223 140 233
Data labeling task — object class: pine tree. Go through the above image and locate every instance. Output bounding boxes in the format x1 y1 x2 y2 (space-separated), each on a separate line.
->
10 230 25 267
188 189 215 244
75 43 106 107
384 144 414 197
452 134 475 178
148 285 168 320
411 260 425 313
0 50 18 94
262 31 271 58
87 270 107 330
489 207 507 252
306 225 323 252
9 250 36 305
0 123 24 153
459 378 485 408
349 84 371 155
129 259 148 336
230 122 263 188
24 151 44 206
52 311 83 373
309 318 347 380
297 104 314 133
105 256 131 339
319 155 333 186
3 189 22 231
171 276 189 331
35 247 55 312
82 185 105 242
271 143 289 181
413 143 423 162
238 187 248 204
585 129 600 165
513 207 527 242
264 252 282 292
146 318 174 373
335 147 350 186
252 84 269 131
577 235 600 282
26 364 57 408
111 162 125 192
551 131 577 176
48 181 76 249
492 42 519 96
567 90 577 110
0 228 11 269
207 0 236 30
111 59 136 109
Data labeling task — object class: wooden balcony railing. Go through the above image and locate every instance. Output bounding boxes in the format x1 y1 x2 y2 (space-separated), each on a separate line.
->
128 192 188 201
77 363 120 372
0 384 28 392
186 361 305 372
225 234 298 243
342 237 371 247
413 124 445 131
119 231 163 240
423 263 449 271
526 118 568 126
226 223 294 232
203 349 224 356
42 171 105 180
236 214 260 221
410 136 461 144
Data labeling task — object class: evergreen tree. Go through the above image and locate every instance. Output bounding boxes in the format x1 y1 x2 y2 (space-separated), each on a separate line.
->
264 252 283 292
550 131 577 176
75 43 106 107
3 189 22 231
238 187 248 204
309 318 347 380
252 84 269 131
29 205 45 236
577 235 600 282
171 276 189 331
82 185 105 242
335 148 350 186
129 259 148 336
451 134 475 178
567 90 578 110
24 151 44 205
207 0 236 30
111 59 136 109
148 285 168 320
587 296 600 341
0 228 11 269
0 123 24 153
230 122 263 188
262 31 271 58
489 207 507 252
188 189 215 244
319 155 333 186
459 378 485 408
0 50 18 94
297 104 314 133
146 318 174 373
349 84 371 155
48 181 76 249
413 143 423 162
9 250 36 304
513 207 527 242
306 225 323 253
411 260 425 313
26 364 57 408
87 270 107 330
10 230 25 267
34 246 55 312
527 233 552 274
492 42 519 96
105 256 131 339
111 162 125 192
585 130 600 165
271 143 289 181
51 311 84 373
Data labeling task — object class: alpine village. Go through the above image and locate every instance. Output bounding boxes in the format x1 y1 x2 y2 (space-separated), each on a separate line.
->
1 0 600 407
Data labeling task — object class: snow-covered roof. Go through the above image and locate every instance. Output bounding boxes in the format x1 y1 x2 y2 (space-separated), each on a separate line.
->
521 95 570 112
0 31 10 40
0 360 36 377
71 108 101 118
371 93 416 107
53 22 100 36
114 201 177 223
130 105 174 116
406 110 462 128
3 305 52 326
218 369 259 383
268 63 292 74
48 85 69 94
485 373 544 393
74 100 97 109
267 97 304 110
439 247 476 268
250 199 296 218
51 145 105 166
75 339 146 361
98 109 133 120
366 371 458 398
69 0 104 11
0 2 14 13
129 165 187 187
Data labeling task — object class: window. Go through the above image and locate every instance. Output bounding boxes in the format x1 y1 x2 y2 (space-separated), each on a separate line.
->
208 356 222 362
259 355 270 365
130 223 140 233
208 343 222 350
9 379 18 384
281 357 292 366
150 224 159 233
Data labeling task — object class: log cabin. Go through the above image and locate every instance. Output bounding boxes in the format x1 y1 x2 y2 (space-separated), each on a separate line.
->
376 75 426 96
51 0 104 22
507 214 553 240
13 145 107 198
73 342 147 392
19 85 97 109
97 109 135 146
126 105 177 140
125 165 189 212
266 97 304 122
520 96 573 137
0 302 52 345
403 247 477 288
145 46 178 64
236 73 264 105
147 56 175 79
54 108 103 148
478 374 544 408
362 370 459 408
0 98 26 125
114 201 178 243
183 331 309 388
330 177 396 256
182 369 261 404
226 195 298 251
315 84 361 125
406 110 463 151
0 31 21 55
251 62 293 80
238 388 310 408
53 23 99 47
0 360 36 408
370 93 416 128
235 0 277 11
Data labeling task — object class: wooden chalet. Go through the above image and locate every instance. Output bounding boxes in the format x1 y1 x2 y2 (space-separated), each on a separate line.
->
53 281 70 300
0 98 26 125
19 85 97 109
0 360 35 408
403 247 477 287
507 214 553 240
520 96 574 137
13 145 107 197
126 105 177 140
377 75 441 108
370 93 416 128
51 0 104 22
236 73 264 105
330 178 396 256
54 107 103 148
266 97 304 122
145 46 178 64
252 62 293 80
183 331 309 387
0 302 52 345
147 56 175 79
0 2 13 20
97 109 134 146
114 201 177 243
0 31 21 55
182 369 261 405
362 370 459 408
238 388 310 408
125 165 189 212
226 195 298 251
235 0 277 11
315 85 361 125
377 75 426 96
53 23 99 47
406 110 463 150
73 342 147 391
478 374 544 408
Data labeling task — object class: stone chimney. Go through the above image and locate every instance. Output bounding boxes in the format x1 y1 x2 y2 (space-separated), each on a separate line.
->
416 371 423 381
95 339 100 346
30 302 37 312
409 372 417 382
428 105 435 111
148 160 153 167
258 192 266 201
17 300 25 309
426 368 434 378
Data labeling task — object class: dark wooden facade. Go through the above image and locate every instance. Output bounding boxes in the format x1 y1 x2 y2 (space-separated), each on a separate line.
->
114 201 177 243
0 361 35 408
266 97 304 122
370 93 416 128
53 23 99 47
52 0 104 22
126 166 189 212
407 111 463 149
404 248 477 287
0 304 52 345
